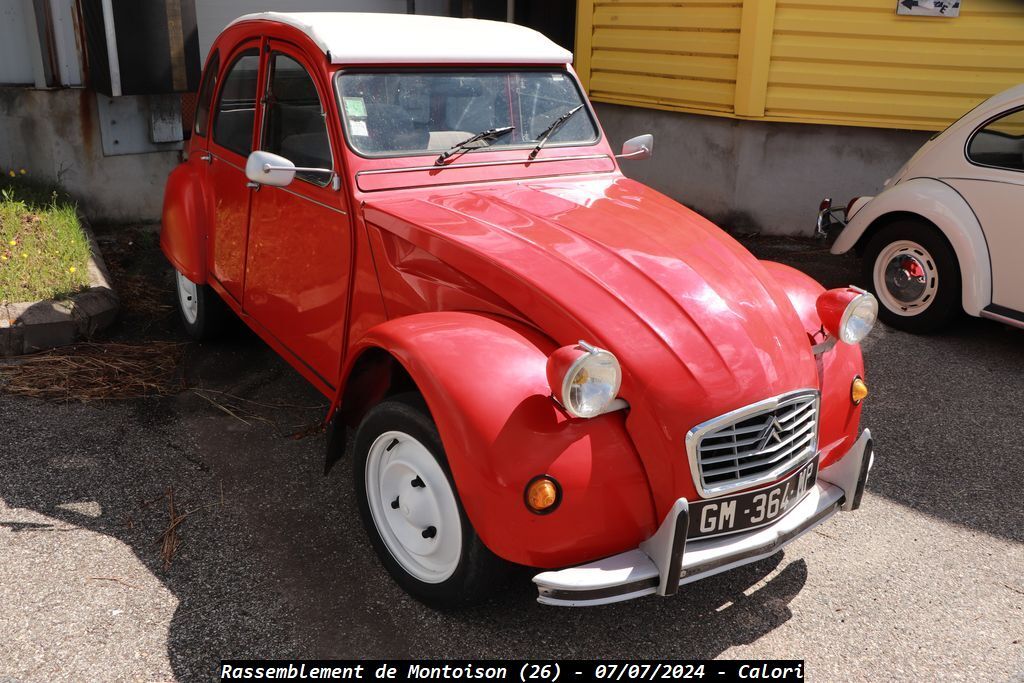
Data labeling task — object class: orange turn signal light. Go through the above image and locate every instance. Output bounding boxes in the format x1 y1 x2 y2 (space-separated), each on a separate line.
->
851 376 869 404
525 476 561 515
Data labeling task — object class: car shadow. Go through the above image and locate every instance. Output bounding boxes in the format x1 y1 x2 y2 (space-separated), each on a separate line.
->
742 235 1024 544
0 339 808 679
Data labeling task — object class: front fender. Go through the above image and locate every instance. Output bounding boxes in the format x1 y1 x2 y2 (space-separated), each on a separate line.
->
761 261 864 470
345 312 658 568
830 177 991 316
160 162 209 284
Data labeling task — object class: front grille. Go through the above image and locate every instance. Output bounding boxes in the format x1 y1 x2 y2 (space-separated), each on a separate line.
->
686 390 819 497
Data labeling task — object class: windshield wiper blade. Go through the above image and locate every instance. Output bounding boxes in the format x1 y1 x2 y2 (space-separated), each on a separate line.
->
528 105 584 160
434 126 515 166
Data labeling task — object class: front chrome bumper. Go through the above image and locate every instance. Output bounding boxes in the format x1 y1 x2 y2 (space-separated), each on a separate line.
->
533 429 874 607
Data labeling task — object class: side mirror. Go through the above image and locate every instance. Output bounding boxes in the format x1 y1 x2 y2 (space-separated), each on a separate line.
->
246 150 296 187
617 134 653 161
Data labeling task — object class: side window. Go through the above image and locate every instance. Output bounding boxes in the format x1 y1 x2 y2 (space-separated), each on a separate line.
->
193 50 220 138
967 108 1024 172
261 53 332 185
212 49 260 157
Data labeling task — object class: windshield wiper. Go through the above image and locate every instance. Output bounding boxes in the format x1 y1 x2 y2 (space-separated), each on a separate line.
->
434 126 515 166
528 105 584 160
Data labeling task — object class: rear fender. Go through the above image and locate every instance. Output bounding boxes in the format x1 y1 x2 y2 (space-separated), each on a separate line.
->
830 177 991 316
160 162 209 284
338 311 658 568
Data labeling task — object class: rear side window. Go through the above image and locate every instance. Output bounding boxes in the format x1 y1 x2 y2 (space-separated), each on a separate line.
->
212 50 260 157
967 107 1024 172
261 53 333 185
193 50 220 137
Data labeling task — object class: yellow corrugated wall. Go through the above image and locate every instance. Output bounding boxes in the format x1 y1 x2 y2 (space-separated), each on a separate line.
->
576 0 1024 131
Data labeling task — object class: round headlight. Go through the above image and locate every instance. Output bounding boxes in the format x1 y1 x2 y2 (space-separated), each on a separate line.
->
816 287 878 345
839 292 878 344
546 342 622 419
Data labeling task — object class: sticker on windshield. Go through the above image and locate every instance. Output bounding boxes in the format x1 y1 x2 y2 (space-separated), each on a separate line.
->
349 120 369 137
344 97 367 118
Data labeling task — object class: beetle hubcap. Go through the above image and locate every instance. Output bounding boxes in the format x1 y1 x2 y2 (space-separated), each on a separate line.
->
175 271 199 324
874 240 938 316
364 430 461 583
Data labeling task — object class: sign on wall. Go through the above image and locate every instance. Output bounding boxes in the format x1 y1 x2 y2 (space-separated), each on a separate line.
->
897 1 961 16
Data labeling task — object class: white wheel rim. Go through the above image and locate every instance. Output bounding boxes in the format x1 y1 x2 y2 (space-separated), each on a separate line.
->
365 430 462 583
873 239 938 317
175 271 199 325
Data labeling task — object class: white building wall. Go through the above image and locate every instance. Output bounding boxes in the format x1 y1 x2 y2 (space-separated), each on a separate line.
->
195 0 451 60
0 0 38 85
0 0 83 87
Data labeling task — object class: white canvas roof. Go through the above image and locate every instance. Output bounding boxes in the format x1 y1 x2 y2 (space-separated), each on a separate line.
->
227 12 573 65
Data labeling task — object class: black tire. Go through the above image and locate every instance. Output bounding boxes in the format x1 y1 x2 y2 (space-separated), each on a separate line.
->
353 393 509 608
174 269 230 340
861 219 961 333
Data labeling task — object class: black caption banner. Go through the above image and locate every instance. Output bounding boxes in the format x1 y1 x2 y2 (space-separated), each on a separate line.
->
219 660 804 682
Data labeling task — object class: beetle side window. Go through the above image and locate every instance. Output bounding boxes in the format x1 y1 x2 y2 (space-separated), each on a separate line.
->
261 53 333 185
212 50 260 157
967 108 1024 172
193 50 220 138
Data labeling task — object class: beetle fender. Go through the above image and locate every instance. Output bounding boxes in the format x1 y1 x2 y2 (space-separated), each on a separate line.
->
830 177 991 316
343 311 658 569
761 261 864 470
160 162 209 284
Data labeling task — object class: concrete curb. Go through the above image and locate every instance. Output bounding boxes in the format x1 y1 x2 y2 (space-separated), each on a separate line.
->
0 224 120 356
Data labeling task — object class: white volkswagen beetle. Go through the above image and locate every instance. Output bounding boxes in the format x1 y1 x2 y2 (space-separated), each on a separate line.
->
818 84 1024 333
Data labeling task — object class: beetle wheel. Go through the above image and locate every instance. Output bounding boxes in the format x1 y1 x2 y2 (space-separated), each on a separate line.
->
862 219 961 333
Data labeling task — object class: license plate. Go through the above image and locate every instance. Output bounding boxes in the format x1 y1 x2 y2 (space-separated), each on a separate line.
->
687 457 818 540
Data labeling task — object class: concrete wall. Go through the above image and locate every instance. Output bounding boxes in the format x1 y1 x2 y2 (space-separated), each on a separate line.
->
595 102 933 236
0 88 179 223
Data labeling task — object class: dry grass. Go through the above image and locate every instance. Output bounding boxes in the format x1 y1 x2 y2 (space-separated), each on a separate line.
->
115 271 174 317
0 341 185 400
190 387 326 438
97 229 175 319
155 486 224 571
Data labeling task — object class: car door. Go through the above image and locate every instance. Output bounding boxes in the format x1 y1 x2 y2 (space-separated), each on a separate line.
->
206 42 262 304
243 46 351 389
944 106 1024 314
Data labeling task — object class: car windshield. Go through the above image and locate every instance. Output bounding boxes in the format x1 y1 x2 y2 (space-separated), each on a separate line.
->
336 70 599 158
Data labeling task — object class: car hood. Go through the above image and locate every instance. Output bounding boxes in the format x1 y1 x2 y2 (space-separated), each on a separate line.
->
364 176 819 508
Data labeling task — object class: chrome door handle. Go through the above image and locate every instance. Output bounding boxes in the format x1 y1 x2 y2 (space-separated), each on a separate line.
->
245 181 261 191
199 153 212 163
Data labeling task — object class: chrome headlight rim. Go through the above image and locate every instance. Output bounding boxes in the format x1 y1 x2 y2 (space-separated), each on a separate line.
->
838 291 878 344
558 342 622 419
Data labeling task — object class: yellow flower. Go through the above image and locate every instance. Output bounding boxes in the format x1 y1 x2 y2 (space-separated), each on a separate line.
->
7 171 13 178
7 240 15 246
19 169 26 175
21 252 27 258
68 266 76 273
0 255 6 261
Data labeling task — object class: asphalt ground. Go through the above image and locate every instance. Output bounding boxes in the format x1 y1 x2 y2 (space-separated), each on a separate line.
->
0 228 1021 682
